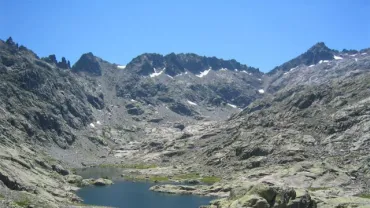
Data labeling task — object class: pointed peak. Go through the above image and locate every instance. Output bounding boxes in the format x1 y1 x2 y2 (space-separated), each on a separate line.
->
313 42 327 47
6 37 15 45
308 42 331 51
268 42 336 75
72 52 102 76
79 52 96 60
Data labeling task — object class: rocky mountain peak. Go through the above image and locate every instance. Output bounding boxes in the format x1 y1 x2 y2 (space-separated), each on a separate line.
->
5 37 17 47
268 42 336 75
125 52 260 77
307 41 335 56
72 52 102 76
41 54 71 69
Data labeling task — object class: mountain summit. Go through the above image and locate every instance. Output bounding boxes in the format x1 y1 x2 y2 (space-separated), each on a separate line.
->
268 42 337 75
125 52 261 77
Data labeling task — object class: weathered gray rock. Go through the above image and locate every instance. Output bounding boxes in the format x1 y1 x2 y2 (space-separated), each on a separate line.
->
65 175 83 184
52 164 69 176
93 178 113 186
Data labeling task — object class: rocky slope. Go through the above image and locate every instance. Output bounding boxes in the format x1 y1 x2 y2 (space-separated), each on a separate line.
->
149 47 370 207
0 38 110 207
1 36 370 208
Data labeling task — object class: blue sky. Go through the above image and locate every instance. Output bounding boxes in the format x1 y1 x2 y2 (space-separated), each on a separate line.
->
1 0 369 72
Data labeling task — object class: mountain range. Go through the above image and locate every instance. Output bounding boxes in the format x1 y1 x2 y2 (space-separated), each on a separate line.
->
0 36 370 208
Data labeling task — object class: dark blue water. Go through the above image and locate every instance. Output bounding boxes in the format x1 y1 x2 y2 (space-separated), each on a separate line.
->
77 181 215 208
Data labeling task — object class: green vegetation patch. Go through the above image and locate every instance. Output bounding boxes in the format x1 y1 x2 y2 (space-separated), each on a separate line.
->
200 176 222 184
15 198 32 207
173 173 200 180
123 175 169 182
358 193 370 199
123 172 221 184
308 187 330 192
149 176 169 182
0 194 4 199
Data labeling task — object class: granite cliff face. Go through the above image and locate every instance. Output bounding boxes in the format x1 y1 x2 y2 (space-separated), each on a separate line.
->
0 37 370 207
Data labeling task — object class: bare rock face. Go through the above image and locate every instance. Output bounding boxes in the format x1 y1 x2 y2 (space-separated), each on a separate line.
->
52 164 69 176
72 52 102 76
42 54 71 69
1 37 370 207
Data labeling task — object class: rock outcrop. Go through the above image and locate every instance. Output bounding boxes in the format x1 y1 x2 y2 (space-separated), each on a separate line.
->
72 52 102 76
1 37 370 207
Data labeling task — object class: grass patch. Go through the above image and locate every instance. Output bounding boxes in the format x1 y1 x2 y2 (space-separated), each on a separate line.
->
70 168 77 174
308 187 330 192
123 175 169 182
122 175 145 181
358 193 370 199
149 176 169 182
0 194 4 199
200 176 221 184
174 173 200 179
99 163 157 169
15 198 32 207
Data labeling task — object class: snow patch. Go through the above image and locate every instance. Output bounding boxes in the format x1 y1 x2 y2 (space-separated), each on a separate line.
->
89 123 95 128
242 71 251 75
196 68 211 78
131 99 136 102
150 68 165 77
289 67 297 71
334 55 343 60
350 54 357 57
234 69 238 72
220 68 228 71
187 100 197 106
355 58 358 62
258 78 262 81
258 89 265 94
117 65 126 69
167 75 173 79
308 65 315 67
96 121 101 125
227 103 237 108
362 53 367 55
185 71 188 75
319 60 329 64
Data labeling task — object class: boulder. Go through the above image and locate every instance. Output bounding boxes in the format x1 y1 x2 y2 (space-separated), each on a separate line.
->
65 175 83 184
127 107 144 115
230 194 269 208
52 164 69 176
80 179 93 187
173 123 185 130
86 93 104 110
88 136 108 146
169 102 197 116
93 178 113 186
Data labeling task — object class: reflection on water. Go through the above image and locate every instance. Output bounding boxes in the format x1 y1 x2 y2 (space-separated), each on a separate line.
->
75 166 124 180
77 181 215 208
